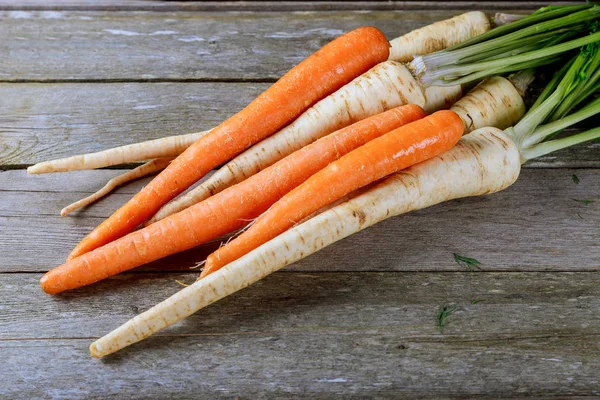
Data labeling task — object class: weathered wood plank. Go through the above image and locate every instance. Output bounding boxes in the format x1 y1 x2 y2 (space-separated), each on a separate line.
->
0 272 599 398
0 169 152 194
0 9 534 82
0 82 265 166
0 1 574 12
1 169 598 272
4 271 599 339
1 83 599 168
2 335 597 399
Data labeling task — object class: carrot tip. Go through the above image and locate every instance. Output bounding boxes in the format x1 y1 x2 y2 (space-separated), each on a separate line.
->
40 271 61 295
199 257 219 278
40 273 50 292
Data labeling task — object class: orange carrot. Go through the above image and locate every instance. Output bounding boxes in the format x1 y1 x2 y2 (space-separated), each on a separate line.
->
67 27 390 260
202 110 464 276
40 105 423 295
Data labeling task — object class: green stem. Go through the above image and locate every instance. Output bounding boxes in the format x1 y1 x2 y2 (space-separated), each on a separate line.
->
529 58 575 113
580 80 600 99
419 7 598 71
458 29 570 64
522 96 600 148
433 55 561 87
445 4 591 51
521 126 600 161
552 52 600 119
422 31 600 85
432 56 561 86
513 53 587 139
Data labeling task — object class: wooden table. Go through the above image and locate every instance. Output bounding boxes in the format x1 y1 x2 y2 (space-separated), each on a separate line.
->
1 1 599 398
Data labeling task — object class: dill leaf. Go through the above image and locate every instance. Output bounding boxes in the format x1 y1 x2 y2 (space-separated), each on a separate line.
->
572 198 594 205
453 253 483 271
436 304 457 331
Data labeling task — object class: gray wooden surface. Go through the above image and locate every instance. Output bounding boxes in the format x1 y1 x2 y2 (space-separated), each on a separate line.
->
2 272 600 398
0 1 582 12
2 82 599 168
1 169 599 272
0 1 598 399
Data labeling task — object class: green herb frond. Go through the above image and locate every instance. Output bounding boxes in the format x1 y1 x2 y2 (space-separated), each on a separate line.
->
436 304 457 331
453 253 483 272
572 198 594 205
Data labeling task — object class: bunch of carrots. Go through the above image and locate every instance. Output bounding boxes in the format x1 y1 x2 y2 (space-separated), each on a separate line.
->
26 5 600 357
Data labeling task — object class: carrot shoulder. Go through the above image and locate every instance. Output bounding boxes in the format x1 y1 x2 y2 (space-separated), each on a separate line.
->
40 104 423 295
202 110 464 276
67 26 390 260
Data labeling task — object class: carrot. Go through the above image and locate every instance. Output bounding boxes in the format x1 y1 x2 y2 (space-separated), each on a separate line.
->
40 104 424 294
66 27 390 261
388 11 490 62
148 61 447 224
60 158 173 216
202 110 464 276
27 131 207 174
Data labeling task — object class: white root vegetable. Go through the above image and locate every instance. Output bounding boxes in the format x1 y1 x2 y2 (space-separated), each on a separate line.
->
423 84 463 113
148 61 444 224
450 76 525 133
90 126 520 358
60 158 173 216
27 131 208 174
388 11 491 63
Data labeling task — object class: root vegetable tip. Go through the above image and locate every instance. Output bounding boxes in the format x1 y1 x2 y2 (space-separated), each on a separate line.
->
90 343 102 358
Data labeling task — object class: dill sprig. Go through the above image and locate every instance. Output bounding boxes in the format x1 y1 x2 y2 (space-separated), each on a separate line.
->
436 304 457 331
453 253 483 271
572 198 594 205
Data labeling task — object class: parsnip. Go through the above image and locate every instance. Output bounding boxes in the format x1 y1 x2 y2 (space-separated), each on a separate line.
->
27 131 206 174
60 158 173 216
450 76 525 133
388 11 491 62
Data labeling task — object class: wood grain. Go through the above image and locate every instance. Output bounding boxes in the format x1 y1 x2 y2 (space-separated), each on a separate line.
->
1 272 598 398
1 169 598 272
0 3 598 397
2 82 599 168
0 1 573 12
0 9 537 82
0 82 265 166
